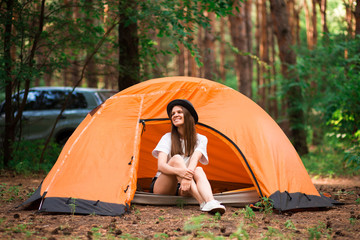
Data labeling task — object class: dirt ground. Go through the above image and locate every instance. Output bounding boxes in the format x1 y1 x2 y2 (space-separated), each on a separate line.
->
0 172 359 239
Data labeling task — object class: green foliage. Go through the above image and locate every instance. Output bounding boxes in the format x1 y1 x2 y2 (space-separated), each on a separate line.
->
154 232 169 239
184 214 207 233
5 140 62 174
307 221 332 240
238 205 255 222
291 34 360 169
0 183 22 202
284 220 297 230
230 223 249 240
302 136 360 177
255 197 274 215
355 198 360 204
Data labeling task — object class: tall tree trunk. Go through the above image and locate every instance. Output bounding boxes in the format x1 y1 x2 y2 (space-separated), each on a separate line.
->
85 0 98 88
197 5 204 79
355 0 360 35
318 0 329 33
312 0 318 46
178 43 185 76
258 0 269 109
118 0 139 91
3 0 15 167
304 0 315 49
219 17 226 82
269 11 278 120
344 0 355 38
270 0 309 155
203 11 216 80
229 0 253 98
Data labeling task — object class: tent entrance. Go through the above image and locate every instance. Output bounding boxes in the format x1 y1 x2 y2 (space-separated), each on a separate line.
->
136 119 257 195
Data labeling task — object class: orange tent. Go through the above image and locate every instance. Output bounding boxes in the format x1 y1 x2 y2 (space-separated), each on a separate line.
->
22 77 337 216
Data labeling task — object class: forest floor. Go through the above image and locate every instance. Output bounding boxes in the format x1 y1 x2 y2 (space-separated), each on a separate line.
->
0 172 359 239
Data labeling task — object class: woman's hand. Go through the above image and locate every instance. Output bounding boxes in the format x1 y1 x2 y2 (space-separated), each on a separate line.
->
180 179 192 192
177 168 194 180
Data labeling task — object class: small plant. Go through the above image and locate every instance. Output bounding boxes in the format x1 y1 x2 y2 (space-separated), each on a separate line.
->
230 223 249 240
213 212 222 221
0 183 23 202
241 205 255 221
68 198 77 215
132 205 141 215
255 197 274 215
197 231 226 239
90 226 103 239
158 216 165 221
264 227 282 239
349 218 357 226
154 232 169 239
284 220 297 230
355 198 360 204
184 214 207 233
307 221 332 240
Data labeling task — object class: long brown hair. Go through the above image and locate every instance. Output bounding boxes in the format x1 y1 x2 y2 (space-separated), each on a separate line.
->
170 106 197 157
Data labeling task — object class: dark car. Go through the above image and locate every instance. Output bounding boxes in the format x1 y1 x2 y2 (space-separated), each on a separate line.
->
0 87 117 145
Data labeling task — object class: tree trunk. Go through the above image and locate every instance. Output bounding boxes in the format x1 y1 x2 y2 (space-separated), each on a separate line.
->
312 0 318 46
355 0 360 35
344 0 355 38
304 0 315 49
318 0 329 33
178 43 185 75
219 17 226 82
118 0 139 91
203 11 216 80
269 0 309 155
258 0 269 109
3 0 15 167
229 0 253 98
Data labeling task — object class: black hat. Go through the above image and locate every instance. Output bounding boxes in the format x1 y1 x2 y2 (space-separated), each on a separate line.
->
167 99 198 124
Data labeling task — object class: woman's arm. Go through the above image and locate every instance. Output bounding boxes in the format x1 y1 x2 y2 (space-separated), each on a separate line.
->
157 152 193 179
180 151 203 191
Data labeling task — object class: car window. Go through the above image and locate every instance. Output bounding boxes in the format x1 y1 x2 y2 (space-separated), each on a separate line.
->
12 91 43 111
42 91 88 110
97 91 116 102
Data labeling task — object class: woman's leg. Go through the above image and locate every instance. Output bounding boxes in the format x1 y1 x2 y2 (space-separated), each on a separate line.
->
193 167 215 203
152 155 187 195
154 155 205 204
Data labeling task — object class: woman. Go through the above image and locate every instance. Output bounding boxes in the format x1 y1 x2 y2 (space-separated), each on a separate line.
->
150 99 226 214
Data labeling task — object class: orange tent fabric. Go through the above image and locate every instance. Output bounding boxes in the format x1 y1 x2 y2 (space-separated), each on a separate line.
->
22 77 337 215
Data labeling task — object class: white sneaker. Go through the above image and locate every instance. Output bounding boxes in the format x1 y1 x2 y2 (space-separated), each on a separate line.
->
201 200 226 214
200 202 206 210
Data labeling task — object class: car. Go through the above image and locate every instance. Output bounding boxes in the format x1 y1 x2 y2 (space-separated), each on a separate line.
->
0 87 117 145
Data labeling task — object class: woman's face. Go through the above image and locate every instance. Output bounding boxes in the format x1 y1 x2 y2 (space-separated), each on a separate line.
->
171 105 185 127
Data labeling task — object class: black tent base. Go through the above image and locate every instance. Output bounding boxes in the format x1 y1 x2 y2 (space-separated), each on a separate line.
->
18 184 129 216
269 191 343 212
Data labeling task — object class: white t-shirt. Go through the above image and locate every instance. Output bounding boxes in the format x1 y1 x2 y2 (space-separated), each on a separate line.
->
152 133 209 177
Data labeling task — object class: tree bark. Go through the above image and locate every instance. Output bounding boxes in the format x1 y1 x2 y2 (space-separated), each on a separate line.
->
317 0 329 33
219 17 226 82
304 0 315 49
118 0 139 91
355 0 360 35
269 0 309 155
203 11 216 80
229 0 253 98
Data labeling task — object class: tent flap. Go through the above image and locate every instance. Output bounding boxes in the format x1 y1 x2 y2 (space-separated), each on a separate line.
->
17 184 42 209
269 191 340 211
39 197 129 216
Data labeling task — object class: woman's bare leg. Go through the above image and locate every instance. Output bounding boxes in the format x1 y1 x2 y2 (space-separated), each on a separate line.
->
193 167 215 203
154 155 205 204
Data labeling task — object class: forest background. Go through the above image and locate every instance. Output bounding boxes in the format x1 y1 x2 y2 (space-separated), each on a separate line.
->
0 0 359 177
